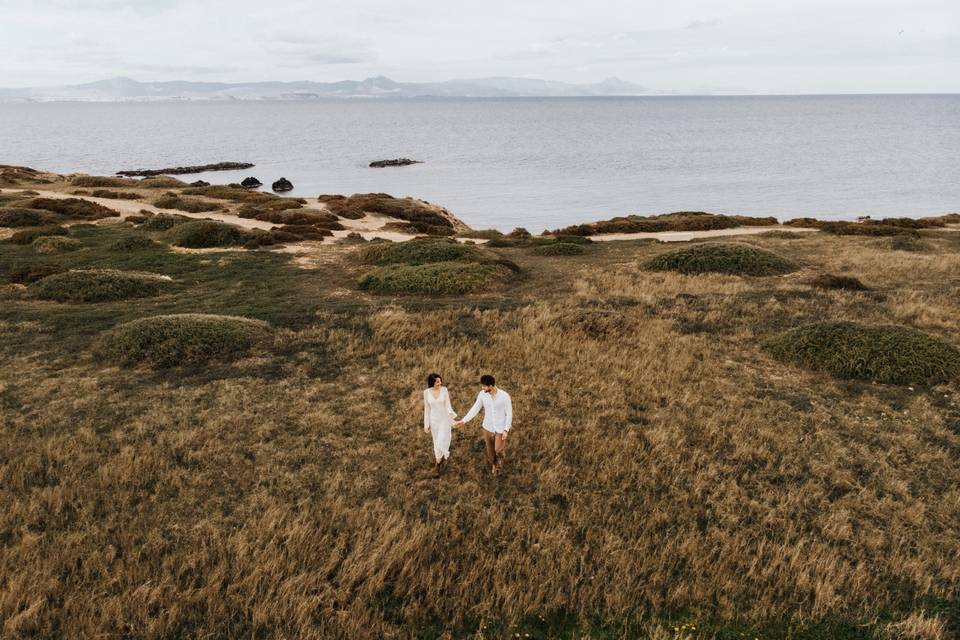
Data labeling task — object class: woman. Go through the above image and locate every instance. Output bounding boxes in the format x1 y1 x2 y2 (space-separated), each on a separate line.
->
423 373 457 477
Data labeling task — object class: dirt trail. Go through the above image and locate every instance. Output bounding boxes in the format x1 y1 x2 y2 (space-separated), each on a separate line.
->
587 225 817 242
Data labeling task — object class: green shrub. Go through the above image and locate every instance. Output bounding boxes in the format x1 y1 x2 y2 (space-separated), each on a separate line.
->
70 175 139 188
33 236 82 254
5 263 65 284
554 211 778 236
809 274 869 291
140 213 191 231
759 230 803 240
154 194 225 213
183 186 306 208
645 243 797 276
509 227 532 238
458 229 504 240
818 221 918 237
889 236 927 252
96 313 273 368
31 269 172 303
532 242 585 256
358 262 511 295
358 238 484 266
138 176 187 189
239 207 340 227
165 220 250 248
0 208 62 227
10 225 69 245
321 193 455 235
763 321 960 385
109 235 160 251
28 198 118 220
91 189 142 200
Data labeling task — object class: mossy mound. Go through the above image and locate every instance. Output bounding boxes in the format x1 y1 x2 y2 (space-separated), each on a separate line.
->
96 313 273 368
9 225 69 245
809 274 869 291
763 321 960 385
140 213 191 231
320 193 457 235
645 243 797 276
154 194 225 213
532 242 585 256
165 220 250 248
138 176 187 189
889 236 928 252
33 236 82 254
28 197 118 221
90 189 142 200
70 175 139 188
4 263 65 285
358 237 485 265
109 235 160 251
0 208 63 227
553 211 778 236
358 262 511 295
758 230 803 240
31 269 172 303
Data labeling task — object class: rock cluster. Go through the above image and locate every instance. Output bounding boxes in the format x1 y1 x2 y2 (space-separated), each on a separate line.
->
369 158 422 168
271 177 294 192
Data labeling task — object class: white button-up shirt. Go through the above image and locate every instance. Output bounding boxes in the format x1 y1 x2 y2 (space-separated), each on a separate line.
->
462 388 513 433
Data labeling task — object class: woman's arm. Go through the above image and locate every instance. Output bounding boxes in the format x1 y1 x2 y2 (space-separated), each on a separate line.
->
423 390 430 431
444 387 456 417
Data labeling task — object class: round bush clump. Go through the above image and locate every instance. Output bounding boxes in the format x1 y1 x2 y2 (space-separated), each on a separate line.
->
358 262 511 295
645 242 797 276
759 230 803 240
96 313 273 367
0 208 62 228
31 269 172 303
109 235 160 251
9 225 69 245
358 237 484 265
809 274 869 291
532 242 585 256
165 220 250 248
140 214 191 231
33 236 82 254
889 236 927 252
763 321 960 385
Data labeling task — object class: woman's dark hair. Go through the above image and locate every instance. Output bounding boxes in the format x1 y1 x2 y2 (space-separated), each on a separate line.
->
480 374 496 386
426 373 442 388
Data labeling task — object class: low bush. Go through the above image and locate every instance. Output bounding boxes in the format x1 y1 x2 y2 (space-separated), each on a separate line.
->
889 236 928 252
554 211 778 236
137 176 187 189
508 227 532 238
321 193 456 235
140 213 191 231
96 313 273 368
109 235 160 251
759 230 803 239
271 225 333 240
0 208 62 227
818 221 918 237
532 242 586 256
10 225 69 245
154 194 225 213
31 269 172 303
33 236 82 254
458 229 504 240
165 220 250 248
809 274 869 291
70 175 139 188
357 237 484 266
183 185 306 208
5 263 65 284
91 189 142 200
239 207 340 228
358 262 511 295
645 243 798 276
763 321 960 385
28 197 118 220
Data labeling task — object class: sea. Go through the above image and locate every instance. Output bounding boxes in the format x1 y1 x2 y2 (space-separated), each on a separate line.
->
1 95 958 232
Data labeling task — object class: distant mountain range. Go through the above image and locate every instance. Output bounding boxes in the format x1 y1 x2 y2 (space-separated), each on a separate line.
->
0 75 718 101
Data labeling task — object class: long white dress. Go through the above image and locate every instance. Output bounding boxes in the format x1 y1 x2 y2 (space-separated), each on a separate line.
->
424 387 456 461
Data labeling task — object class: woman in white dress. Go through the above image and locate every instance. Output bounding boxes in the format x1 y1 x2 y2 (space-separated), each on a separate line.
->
423 373 457 477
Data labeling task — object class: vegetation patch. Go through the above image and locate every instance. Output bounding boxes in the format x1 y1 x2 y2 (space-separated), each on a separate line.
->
90 189 142 200
70 175 139 188
0 208 63 227
554 211 778 236
321 193 457 235
9 225 70 245
108 235 161 251
645 242 798 276
96 313 273 368
239 207 340 227
4 262 65 284
809 274 869 291
532 242 586 256
139 213 191 231
358 262 512 295
183 185 307 208
33 236 82 254
30 269 172 303
28 197 118 221
165 220 251 248
759 230 804 240
889 235 928 252
458 228 505 240
137 176 187 189
763 321 960 385
358 237 485 265
154 194 225 213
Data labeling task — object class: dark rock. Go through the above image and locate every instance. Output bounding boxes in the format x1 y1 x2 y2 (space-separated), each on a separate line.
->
271 177 294 192
241 177 263 188
369 158 422 168
189 180 211 187
116 162 254 177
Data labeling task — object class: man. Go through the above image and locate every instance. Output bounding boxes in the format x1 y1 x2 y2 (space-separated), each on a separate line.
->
455 374 512 475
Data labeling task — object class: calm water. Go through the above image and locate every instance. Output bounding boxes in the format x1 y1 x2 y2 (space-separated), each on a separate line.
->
2 96 958 231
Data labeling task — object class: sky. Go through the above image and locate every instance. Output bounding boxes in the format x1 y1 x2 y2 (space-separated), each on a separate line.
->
0 0 957 93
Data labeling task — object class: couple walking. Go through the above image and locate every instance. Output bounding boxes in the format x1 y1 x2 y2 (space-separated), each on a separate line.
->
423 373 513 478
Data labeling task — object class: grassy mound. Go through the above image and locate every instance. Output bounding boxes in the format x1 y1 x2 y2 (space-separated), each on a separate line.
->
109 235 160 251
358 262 511 295
70 175 139 188
554 211 778 236
532 242 586 256
90 189 142 200
763 321 960 385
28 197 118 221
358 237 484 265
140 213 191 231
645 242 798 276
4 263 64 284
9 225 69 245
165 220 250 248
0 208 63 227
183 186 307 209
154 194 225 213
239 207 340 228
759 230 803 240
31 269 171 303
889 236 928 252
809 274 869 291
137 176 187 189
33 236 82 254
96 313 273 368
321 193 457 235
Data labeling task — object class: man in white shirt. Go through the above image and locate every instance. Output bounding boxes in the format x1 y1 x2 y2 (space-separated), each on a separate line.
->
455 374 513 475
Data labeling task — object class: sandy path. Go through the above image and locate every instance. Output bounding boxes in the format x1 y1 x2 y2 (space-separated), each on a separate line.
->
587 225 818 242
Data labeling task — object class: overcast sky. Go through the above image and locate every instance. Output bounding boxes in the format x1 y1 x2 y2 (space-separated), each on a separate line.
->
0 0 957 93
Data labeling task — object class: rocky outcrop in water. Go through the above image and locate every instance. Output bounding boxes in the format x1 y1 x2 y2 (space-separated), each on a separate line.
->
241 177 263 188
369 158 422 168
189 180 211 187
116 162 254 177
271 177 294 192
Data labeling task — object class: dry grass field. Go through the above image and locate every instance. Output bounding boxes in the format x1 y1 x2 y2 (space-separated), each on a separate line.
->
1 174 959 639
